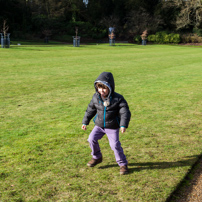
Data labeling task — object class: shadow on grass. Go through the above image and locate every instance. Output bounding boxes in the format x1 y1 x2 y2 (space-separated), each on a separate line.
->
98 154 202 201
166 154 202 202
98 155 200 173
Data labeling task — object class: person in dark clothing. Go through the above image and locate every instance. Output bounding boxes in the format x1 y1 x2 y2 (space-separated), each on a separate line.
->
82 72 131 174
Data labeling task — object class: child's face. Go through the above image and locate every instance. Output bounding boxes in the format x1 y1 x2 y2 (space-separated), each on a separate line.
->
98 87 109 98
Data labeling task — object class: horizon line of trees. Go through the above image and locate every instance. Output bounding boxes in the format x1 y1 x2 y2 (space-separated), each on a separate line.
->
1 0 202 41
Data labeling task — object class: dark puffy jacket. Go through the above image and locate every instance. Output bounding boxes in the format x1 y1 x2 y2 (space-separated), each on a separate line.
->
82 72 131 129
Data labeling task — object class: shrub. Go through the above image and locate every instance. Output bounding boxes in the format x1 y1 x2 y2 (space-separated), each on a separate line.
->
189 34 202 43
181 34 191 43
147 35 156 42
172 34 181 43
91 32 106 39
53 34 73 42
134 35 142 44
169 33 175 43
198 36 202 43
164 34 171 43
190 34 198 43
193 28 202 37
91 28 107 39
180 33 202 43
169 33 181 43
143 32 181 44
155 31 168 44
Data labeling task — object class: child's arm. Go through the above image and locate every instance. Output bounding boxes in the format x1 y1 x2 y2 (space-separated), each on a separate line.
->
119 97 131 129
82 94 97 127
120 126 126 133
81 124 87 130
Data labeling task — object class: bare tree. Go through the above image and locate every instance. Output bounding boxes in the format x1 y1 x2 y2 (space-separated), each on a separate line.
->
1 20 9 37
141 30 148 40
176 0 202 30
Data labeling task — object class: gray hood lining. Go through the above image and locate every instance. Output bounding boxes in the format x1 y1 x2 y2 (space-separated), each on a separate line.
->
94 80 112 98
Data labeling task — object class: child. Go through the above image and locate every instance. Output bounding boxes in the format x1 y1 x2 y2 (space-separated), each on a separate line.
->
81 72 131 175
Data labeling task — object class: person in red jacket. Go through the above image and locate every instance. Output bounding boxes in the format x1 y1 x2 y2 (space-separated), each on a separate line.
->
82 72 131 175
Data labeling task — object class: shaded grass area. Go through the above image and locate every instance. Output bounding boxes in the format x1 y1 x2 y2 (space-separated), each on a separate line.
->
167 154 202 201
1 43 202 201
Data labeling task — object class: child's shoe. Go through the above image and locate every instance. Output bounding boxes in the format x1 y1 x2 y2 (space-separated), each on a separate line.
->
87 157 102 167
120 165 129 175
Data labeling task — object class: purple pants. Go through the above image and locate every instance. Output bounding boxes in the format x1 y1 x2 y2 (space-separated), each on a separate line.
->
88 126 128 166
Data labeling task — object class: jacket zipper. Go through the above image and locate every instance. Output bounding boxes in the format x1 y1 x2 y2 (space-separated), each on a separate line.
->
104 106 106 128
98 95 106 128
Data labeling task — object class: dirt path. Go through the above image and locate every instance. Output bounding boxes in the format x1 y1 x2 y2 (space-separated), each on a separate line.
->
167 157 202 202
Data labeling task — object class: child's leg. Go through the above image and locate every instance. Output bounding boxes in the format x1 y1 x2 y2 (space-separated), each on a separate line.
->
105 128 128 166
88 126 105 159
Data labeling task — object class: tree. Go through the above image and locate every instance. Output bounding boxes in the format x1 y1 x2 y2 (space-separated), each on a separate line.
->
176 0 202 30
0 0 32 35
156 0 180 31
31 0 64 18
1 20 9 37
125 8 162 38
125 0 161 15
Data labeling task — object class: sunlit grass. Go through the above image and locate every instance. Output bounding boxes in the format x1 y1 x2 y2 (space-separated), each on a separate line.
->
1 43 202 201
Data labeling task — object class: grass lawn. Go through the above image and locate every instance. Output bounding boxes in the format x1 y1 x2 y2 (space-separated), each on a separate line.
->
1 42 202 202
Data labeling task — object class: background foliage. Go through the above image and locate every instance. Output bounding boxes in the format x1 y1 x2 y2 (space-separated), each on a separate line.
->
1 0 202 41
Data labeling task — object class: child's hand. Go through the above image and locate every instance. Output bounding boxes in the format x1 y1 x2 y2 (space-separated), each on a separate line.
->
81 124 87 130
120 127 126 133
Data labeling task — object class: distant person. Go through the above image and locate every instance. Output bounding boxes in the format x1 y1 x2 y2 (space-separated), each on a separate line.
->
81 72 131 174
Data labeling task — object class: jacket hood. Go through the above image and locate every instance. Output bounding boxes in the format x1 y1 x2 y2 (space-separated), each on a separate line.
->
94 72 115 97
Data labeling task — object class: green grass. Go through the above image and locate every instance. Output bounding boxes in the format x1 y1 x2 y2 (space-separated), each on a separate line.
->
1 42 202 202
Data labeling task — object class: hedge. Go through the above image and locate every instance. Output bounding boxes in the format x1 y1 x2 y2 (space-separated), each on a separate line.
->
147 32 181 44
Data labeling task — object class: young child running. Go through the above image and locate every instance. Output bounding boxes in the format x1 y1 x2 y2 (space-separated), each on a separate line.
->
81 72 131 175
